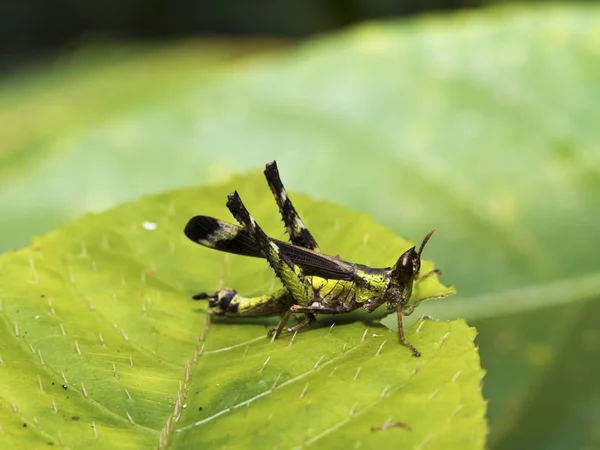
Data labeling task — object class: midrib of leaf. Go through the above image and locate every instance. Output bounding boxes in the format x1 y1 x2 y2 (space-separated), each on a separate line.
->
157 318 209 448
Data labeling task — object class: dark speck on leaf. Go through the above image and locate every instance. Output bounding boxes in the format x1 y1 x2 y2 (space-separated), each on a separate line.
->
23 423 27 427
62 384 67 390
72 416 80 421
199 406 203 411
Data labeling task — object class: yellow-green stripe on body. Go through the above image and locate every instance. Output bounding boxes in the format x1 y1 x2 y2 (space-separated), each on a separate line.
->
209 288 295 317
310 271 388 308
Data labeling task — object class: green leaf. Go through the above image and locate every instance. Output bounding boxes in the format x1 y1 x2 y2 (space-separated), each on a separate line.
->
0 173 484 448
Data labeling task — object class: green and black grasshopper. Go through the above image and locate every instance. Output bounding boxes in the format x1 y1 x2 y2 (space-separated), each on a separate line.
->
184 161 445 356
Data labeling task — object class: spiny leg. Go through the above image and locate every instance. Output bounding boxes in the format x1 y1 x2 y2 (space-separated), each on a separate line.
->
267 309 293 339
267 309 317 338
264 161 319 250
266 303 345 337
226 191 315 339
286 313 317 334
397 303 421 357
264 161 320 330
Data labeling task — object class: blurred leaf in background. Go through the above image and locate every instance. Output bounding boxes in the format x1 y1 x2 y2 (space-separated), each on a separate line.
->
0 0 535 71
0 38 288 251
1 3 600 449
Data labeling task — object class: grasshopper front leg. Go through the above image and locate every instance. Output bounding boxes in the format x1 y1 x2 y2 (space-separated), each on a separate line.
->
396 303 421 357
226 191 315 339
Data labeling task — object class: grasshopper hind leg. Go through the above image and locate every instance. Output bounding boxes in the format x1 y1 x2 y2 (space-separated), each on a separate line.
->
226 191 315 339
264 161 319 251
264 161 322 336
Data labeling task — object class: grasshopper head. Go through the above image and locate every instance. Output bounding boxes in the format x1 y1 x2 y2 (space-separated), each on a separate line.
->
388 230 435 308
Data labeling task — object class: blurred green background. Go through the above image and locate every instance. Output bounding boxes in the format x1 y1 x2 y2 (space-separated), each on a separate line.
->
2 1 600 449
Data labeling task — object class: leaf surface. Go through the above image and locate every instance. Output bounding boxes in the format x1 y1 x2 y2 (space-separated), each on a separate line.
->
0 174 484 448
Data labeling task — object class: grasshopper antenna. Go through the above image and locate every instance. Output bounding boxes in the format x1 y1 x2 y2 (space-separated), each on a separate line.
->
416 229 441 280
417 229 436 259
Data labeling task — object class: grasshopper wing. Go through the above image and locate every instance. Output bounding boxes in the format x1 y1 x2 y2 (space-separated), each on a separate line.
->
185 216 357 281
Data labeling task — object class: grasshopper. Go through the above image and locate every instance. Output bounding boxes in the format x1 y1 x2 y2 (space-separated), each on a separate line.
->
184 161 446 356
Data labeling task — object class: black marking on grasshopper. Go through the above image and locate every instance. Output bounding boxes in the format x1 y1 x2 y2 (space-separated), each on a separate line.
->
184 160 443 357
264 161 319 250
185 216 372 281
